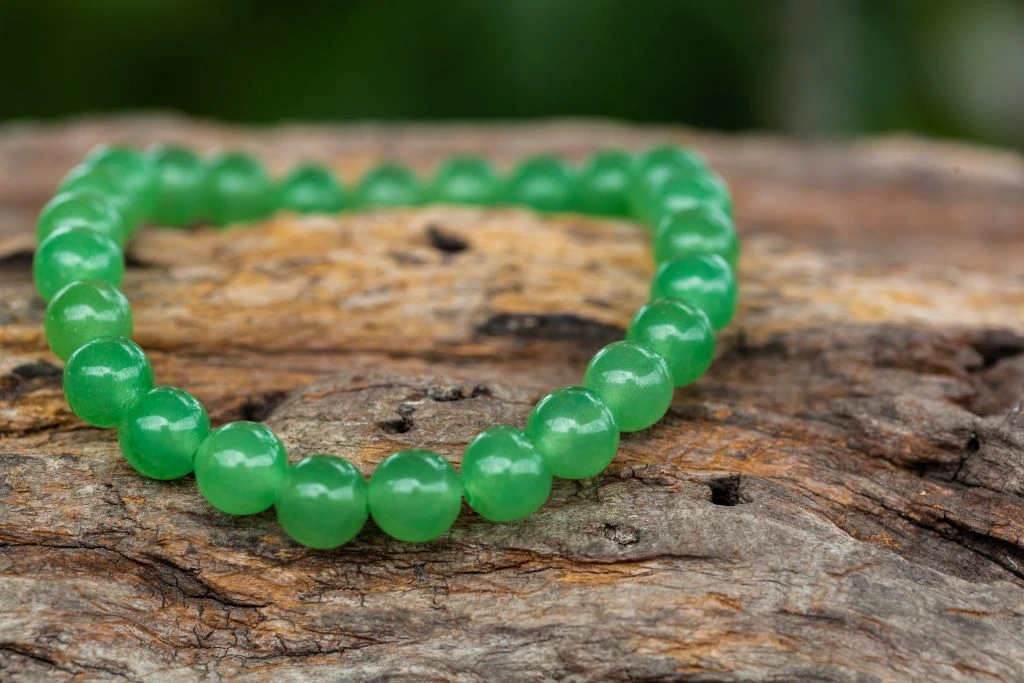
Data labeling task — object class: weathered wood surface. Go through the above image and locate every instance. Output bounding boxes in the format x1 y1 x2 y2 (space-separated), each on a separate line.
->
0 116 1023 682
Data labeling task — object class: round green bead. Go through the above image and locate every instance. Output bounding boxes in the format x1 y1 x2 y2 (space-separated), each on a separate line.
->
648 172 733 224
651 254 738 331
37 191 127 246
275 454 368 549
526 387 619 479
148 144 208 226
428 156 500 205
63 336 153 428
84 145 158 221
578 150 634 217
461 426 552 522
583 340 674 433
44 279 132 361
118 386 210 480
204 152 274 226
356 163 423 208
653 204 739 267
631 145 707 219
277 164 347 214
33 226 124 302
503 156 578 213
194 421 288 516
635 145 707 187
368 449 462 542
627 299 716 387
58 166 145 233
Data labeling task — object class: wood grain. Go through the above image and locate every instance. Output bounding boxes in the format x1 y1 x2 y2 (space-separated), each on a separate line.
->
0 116 1022 681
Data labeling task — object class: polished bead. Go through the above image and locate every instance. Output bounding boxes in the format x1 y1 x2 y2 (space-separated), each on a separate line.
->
277 164 347 214
503 156 578 212
275 454 368 549
635 145 707 187
204 152 274 225
63 336 153 428
627 299 716 387
428 156 500 205
194 421 288 515
631 145 707 219
33 226 124 302
37 191 127 246
44 279 132 361
368 449 462 542
651 254 738 331
84 145 158 222
653 204 739 267
356 163 423 208
526 387 619 479
148 144 207 226
583 340 674 432
118 387 210 480
648 172 733 224
461 426 552 522
578 150 634 217
58 166 146 233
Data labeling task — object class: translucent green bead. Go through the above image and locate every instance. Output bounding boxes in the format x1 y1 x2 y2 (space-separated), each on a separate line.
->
461 426 552 522
653 204 739 267
578 150 634 217
277 164 347 214
84 145 158 222
428 156 500 205
651 254 738 331
148 144 208 226
635 145 707 186
44 279 132 361
37 191 127 246
63 336 153 428
526 387 619 479
583 340 673 433
118 387 210 480
648 172 733 225
204 152 274 226
33 226 124 302
631 145 707 218
58 166 145 233
503 156 578 213
368 449 462 542
194 421 288 515
275 454 368 549
356 163 423 208
627 299 716 387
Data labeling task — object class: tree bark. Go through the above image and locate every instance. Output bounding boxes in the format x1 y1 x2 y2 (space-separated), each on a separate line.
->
0 116 1022 681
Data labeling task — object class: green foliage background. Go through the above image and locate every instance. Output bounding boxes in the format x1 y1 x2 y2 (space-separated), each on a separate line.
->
1 0 1021 147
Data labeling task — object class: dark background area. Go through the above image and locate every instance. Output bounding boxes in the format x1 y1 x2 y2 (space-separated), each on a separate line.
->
1 0 1021 148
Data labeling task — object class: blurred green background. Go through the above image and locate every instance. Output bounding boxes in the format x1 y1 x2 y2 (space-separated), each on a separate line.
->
1 0 1021 148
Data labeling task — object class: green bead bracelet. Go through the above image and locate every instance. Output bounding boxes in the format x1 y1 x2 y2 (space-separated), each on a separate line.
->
35 143 740 549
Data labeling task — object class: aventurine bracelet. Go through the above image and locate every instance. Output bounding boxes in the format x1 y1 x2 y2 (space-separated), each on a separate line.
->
33 144 739 549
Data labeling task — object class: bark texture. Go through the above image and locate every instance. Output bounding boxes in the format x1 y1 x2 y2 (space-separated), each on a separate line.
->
0 116 1023 681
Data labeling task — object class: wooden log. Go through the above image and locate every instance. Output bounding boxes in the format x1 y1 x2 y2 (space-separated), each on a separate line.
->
0 116 1022 681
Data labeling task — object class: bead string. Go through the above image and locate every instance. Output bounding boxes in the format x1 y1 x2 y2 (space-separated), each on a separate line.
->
34 144 739 548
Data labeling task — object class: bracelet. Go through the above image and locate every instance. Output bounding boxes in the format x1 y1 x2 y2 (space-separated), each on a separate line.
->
33 144 739 549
